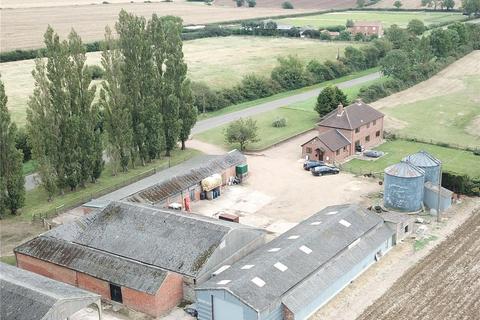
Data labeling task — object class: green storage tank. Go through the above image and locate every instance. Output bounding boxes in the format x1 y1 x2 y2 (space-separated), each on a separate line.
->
236 164 248 175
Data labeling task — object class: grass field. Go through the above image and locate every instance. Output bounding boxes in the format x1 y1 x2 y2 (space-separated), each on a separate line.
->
342 140 480 178
9 148 201 221
195 76 384 151
276 10 465 28
1 36 362 125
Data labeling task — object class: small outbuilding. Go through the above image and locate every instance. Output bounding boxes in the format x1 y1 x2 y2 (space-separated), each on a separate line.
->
15 201 266 317
424 181 453 213
196 204 395 320
380 211 415 244
0 262 102 320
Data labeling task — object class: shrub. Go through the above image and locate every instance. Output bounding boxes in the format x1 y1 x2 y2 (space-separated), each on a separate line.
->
247 0 256 7
236 0 245 7
326 25 346 32
86 65 105 80
271 56 312 90
442 172 480 196
239 74 278 100
307 60 334 83
282 1 294 9
324 60 350 78
272 117 288 128
336 30 352 41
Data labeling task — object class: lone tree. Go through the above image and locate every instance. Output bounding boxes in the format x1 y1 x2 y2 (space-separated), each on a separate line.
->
0 76 25 215
407 19 426 35
315 86 348 117
224 118 259 151
394 0 403 8
356 0 366 8
462 0 480 15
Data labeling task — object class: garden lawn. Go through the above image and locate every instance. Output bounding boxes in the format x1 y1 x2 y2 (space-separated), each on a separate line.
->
276 10 466 28
10 148 201 221
195 108 318 151
382 76 480 149
342 140 480 178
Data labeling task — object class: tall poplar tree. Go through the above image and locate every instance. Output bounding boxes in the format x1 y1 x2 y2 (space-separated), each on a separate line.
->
179 79 197 150
0 76 25 215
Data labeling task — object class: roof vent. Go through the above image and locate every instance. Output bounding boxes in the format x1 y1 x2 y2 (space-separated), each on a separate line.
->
299 245 312 254
217 280 231 285
274 262 288 272
251 277 266 287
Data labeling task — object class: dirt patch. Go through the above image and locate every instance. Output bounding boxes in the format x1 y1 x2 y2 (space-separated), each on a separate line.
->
312 197 480 320
372 51 480 110
466 116 480 137
0 219 46 256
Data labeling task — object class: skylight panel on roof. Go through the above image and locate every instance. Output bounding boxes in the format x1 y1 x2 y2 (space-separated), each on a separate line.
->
274 262 288 272
326 211 338 215
251 277 266 287
268 248 281 252
213 265 230 276
339 219 351 227
217 280 231 285
288 235 300 240
299 245 312 254
241 264 255 270
310 221 322 225
348 238 361 249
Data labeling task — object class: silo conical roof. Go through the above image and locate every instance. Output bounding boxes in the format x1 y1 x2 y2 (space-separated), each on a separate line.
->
404 151 441 167
384 161 425 178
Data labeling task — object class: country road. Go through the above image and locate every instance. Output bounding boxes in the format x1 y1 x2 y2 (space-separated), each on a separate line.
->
191 71 382 134
24 71 381 190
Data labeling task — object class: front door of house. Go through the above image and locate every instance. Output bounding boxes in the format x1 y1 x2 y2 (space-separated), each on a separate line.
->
315 148 324 161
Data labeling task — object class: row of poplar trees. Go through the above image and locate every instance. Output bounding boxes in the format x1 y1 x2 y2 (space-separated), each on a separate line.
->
26 10 197 201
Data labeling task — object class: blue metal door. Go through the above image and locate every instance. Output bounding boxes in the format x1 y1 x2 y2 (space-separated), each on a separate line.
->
213 296 244 320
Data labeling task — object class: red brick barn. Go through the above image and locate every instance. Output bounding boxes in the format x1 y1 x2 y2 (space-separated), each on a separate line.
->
349 21 384 38
302 100 384 164
14 202 266 317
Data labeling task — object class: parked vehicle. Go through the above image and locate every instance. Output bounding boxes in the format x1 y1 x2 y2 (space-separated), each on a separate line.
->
311 165 340 176
355 144 364 152
184 307 198 318
364 150 385 158
303 160 325 170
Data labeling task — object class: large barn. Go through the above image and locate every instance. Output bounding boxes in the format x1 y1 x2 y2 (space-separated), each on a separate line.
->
0 262 102 320
14 201 266 317
196 204 395 320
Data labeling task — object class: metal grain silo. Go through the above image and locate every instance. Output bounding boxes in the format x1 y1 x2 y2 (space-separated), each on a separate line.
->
384 162 425 212
404 151 441 184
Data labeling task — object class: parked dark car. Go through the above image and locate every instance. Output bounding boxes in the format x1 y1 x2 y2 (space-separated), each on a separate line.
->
311 165 340 176
364 150 385 158
303 160 325 170
355 144 364 152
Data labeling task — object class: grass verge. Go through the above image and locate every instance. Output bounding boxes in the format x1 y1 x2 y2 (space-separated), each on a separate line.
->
414 235 438 251
0 255 16 265
22 160 37 176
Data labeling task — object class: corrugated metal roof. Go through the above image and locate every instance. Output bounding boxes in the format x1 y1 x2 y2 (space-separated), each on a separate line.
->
425 181 453 197
85 151 245 208
0 263 99 320
197 204 392 312
16 202 262 284
318 101 384 130
384 161 425 178
404 151 441 168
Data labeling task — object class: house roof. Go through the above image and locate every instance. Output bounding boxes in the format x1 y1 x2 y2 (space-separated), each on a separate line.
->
0 263 100 320
15 202 264 288
318 101 384 131
301 129 350 151
197 204 393 312
85 150 246 208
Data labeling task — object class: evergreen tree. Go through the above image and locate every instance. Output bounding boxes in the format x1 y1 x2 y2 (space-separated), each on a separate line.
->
315 86 349 117
0 76 25 215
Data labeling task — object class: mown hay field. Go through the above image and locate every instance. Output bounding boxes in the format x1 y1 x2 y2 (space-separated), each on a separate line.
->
276 10 465 28
0 36 362 125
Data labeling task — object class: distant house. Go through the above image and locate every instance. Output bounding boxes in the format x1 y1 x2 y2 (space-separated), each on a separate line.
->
195 204 395 320
320 29 340 37
349 21 384 37
301 100 384 163
15 201 266 317
0 262 102 320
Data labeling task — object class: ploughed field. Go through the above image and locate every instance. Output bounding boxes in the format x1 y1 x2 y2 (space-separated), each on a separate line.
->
1 36 361 125
357 209 480 320
276 10 465 28
0 0 313 51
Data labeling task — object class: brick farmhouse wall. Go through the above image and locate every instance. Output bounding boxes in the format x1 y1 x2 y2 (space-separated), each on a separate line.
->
16 253 184 317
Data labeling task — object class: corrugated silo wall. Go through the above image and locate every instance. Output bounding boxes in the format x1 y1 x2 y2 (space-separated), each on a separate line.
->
384 174 425 212
418 165 440 185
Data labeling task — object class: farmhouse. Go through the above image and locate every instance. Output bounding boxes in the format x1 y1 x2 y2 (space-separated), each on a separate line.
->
84 150 246 212
196 204 395 320
301 100 384 163
349 21 384 37
0 262 102 320
14 201 266 317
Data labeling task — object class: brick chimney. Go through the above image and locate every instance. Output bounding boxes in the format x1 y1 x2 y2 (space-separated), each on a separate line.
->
337 103 344 116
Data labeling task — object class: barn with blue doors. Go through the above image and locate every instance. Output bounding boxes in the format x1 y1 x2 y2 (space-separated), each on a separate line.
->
195 204 395 320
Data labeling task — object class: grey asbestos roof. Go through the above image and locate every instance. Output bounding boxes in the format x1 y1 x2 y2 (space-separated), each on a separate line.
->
16 202 262 290
85 150 245 208
197 204 393 312
384 161 425 178
0 263 99 320
318 101 384 130
404 150 441 167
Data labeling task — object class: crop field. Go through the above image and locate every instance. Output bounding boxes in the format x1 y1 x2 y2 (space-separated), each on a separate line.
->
357 209 480 320
0 36 361 125
0 1 313 51
276 10 465 28
214 0 356 9
372 0 438 8
373 51 480 149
